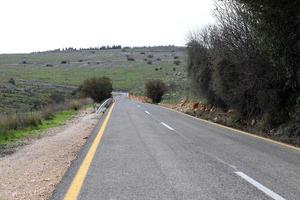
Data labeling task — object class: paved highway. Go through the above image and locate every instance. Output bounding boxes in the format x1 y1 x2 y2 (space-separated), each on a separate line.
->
52 95 300 200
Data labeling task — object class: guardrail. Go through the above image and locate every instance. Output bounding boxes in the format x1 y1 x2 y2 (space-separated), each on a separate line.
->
95 98 113 114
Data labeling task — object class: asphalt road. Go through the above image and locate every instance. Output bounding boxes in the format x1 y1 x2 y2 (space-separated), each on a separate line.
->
52 94 300 200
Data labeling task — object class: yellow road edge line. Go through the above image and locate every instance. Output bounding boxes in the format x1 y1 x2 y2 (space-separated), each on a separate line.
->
64 103 115 200
160 105 300 152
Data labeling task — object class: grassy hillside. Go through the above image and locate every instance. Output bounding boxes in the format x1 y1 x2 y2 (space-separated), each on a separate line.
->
0 47 187 113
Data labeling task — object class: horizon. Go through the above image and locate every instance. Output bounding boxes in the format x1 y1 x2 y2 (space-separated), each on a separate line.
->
0 45 185 55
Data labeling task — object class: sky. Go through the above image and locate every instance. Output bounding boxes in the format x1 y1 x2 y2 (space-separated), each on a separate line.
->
0 0 215 53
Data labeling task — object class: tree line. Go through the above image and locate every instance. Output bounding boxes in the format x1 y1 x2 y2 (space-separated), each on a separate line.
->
186 0 299 137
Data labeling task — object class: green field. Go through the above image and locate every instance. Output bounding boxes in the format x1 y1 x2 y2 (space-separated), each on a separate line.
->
0 47 187 113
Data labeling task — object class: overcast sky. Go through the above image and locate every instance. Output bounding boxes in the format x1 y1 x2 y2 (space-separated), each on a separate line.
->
0 0 215 53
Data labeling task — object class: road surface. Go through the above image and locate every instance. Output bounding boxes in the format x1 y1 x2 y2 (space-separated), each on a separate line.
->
52 95 300 200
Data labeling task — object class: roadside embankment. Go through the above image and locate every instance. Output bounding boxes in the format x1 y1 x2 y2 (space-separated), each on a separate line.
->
0 107 99 200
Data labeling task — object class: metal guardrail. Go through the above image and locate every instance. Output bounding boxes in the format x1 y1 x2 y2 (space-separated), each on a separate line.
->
95 98 113 114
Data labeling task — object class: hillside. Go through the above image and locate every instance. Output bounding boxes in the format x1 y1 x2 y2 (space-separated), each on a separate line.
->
0 46 187 113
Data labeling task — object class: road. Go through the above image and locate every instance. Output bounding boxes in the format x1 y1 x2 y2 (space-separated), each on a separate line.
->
52 94 300 200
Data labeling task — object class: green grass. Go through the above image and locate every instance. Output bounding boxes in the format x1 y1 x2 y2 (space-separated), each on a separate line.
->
0 109 78 145
0 47 187 113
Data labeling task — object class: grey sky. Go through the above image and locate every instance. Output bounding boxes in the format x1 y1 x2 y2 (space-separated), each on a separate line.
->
0 0 215 53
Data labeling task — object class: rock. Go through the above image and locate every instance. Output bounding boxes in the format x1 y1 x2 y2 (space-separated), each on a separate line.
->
180 98 188 107
251 119 256 126
213 117 221 123
193 103 199 110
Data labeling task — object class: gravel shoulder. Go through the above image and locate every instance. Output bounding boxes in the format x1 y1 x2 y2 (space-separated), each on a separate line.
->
0 108 99 200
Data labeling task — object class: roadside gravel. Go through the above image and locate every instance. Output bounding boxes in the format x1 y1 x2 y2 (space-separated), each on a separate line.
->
0 108 99 200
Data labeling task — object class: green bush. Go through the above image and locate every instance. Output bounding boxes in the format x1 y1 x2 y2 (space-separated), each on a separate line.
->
145 80 167 103
8 78 16 85
79 77 112 103
173 60 181 66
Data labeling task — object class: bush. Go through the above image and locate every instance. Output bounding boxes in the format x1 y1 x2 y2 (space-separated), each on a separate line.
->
8 78 16 85
79 77 112 103
145 80 167 103
49 93 65 104
173 60 181 66
127 56 135 61
147 61 152 65
148 54 154 58
42 106 55 120
68 100 81 111
61 60 68 64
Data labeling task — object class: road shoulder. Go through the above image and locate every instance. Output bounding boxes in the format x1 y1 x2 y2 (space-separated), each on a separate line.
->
0 108 99 200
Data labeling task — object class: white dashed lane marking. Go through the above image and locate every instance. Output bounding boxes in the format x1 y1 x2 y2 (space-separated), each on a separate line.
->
235 171 286 200
160 122 175 131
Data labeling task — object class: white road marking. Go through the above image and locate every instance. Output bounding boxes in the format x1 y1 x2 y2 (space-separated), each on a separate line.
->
215 156 237 170
235 171 286 200
161 122 175 131
145 111 150 115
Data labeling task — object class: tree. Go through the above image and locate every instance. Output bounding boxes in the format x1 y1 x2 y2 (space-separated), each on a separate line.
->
145 80 167 103
186 0 284 124
236 0 300 107
79 77 112 103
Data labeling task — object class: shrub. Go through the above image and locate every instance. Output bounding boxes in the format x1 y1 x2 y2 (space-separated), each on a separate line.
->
79 77 112 103
148 55 154 58
174 56 179 59
0 112 42 134
156 58 161 61
46 64 53 67
61 60 68 64
140 52 145 55
127 57 135 61
147 61 152 65
26 112 42 127
173 60 181 66
8 78 16 85
49 93 65 104
42 106 55 120
145 80 167 103
68 100 81 111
